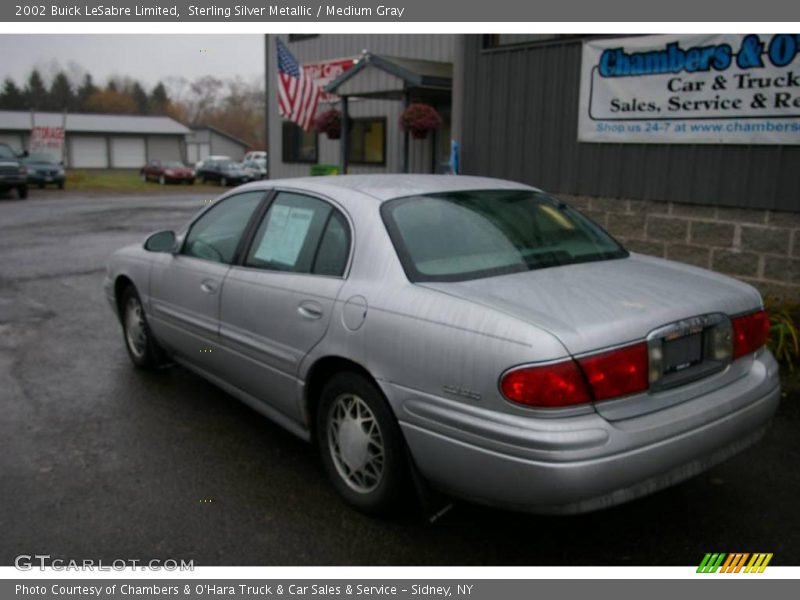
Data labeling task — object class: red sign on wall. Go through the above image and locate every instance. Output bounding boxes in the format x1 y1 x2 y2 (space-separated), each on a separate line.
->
302 57 357 103
30 126 65 155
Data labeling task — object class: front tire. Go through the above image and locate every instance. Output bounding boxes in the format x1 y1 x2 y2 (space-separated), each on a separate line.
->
220 176 228 187
317 372 409 515
120 286 166 369
158 175 166 185
17 185 28 199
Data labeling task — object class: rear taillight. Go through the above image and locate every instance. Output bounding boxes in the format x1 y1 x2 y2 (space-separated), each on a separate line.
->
732 309 769 359
500 360 591 408
577 342 649 402
501 342 649 408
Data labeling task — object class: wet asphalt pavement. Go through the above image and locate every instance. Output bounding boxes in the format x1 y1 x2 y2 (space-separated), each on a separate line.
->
0 189 798 567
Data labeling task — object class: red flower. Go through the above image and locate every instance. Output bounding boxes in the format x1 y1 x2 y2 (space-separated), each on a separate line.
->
399 103 442 140
314 108 342 139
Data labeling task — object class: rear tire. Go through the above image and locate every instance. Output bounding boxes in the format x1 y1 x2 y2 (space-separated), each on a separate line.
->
317 372 409 515
120 286 166 369
17 186 28 199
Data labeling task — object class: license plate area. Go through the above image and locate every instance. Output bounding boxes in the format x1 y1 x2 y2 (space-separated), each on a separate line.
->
663 331 703 374
648 313 732 391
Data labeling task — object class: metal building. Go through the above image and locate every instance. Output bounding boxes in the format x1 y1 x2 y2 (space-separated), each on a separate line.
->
0 110 190 168
458 35 798 212
266 34 455 179
186 126 250 163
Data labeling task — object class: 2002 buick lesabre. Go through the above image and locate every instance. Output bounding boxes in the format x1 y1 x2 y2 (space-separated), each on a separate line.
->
105 175 780 514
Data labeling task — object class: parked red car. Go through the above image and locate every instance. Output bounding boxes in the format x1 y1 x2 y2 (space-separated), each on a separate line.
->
140 160 195 185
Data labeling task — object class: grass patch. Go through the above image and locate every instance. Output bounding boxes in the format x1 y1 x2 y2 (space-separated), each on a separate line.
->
64 170 220 193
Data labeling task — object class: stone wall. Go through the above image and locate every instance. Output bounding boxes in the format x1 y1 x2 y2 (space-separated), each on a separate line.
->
561 195 800 303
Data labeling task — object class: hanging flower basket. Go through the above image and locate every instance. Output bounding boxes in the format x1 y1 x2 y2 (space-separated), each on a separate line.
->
314 108 342 140
399 103 442 140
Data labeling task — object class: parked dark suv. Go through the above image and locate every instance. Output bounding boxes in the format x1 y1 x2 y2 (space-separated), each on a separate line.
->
0 143 28 199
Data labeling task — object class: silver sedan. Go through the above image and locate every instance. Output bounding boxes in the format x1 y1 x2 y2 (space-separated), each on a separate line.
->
104 175 780 515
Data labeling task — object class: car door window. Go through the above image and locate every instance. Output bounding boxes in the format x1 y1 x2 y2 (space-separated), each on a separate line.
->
183 191 264 264
245 192 349 275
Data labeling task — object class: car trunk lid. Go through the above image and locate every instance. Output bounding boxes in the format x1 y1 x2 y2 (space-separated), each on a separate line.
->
421 253 763 419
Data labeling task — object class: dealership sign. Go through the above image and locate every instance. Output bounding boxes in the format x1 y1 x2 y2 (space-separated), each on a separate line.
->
29 125 65 155
578 34 800 144
302 57 357 103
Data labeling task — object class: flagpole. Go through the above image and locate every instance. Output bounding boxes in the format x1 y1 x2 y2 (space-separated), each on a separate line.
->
264 33 270 179
339 96 348 175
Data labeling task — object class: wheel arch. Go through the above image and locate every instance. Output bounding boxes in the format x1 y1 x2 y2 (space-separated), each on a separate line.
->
303 355 388 441
113 274 136 320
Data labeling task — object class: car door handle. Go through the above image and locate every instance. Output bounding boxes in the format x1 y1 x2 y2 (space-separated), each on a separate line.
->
200 279 218 294
297 301 323 320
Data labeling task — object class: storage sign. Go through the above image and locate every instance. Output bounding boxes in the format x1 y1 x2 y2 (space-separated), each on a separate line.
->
578 34 800 144
29 125 65 155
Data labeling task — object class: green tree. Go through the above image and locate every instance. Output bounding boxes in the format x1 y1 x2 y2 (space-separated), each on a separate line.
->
130 82 149 115
77 74 97 111
25 70 48 109
0 78 25 110
48 72 75 111
149 82 170 114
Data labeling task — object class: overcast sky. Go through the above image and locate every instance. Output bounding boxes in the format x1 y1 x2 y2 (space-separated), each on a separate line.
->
0 35 265 89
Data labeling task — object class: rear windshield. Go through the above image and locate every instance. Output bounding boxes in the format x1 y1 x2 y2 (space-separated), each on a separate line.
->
381 189 628 282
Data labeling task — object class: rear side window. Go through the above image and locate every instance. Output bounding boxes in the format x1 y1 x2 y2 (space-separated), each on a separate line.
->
382 189 627 282
245 192 350 276
312 212 350 276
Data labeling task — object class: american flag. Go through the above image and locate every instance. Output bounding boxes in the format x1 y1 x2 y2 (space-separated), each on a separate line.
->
276 38 322 131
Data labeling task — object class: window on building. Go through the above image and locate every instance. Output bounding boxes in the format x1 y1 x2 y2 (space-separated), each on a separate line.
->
483 34 584 49
347 118 386 165
288 34 319 42
282 122 318 164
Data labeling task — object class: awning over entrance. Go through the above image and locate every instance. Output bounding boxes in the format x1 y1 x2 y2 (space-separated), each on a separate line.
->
325 52 452 99
325 52 452 174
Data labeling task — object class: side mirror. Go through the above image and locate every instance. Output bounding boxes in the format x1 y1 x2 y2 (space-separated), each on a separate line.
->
144 230 177 253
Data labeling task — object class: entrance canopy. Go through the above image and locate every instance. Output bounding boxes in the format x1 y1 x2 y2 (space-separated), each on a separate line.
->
325 52 452 100
324 52 452 174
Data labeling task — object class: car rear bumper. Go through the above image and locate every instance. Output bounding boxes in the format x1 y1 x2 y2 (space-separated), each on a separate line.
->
393 350 780 514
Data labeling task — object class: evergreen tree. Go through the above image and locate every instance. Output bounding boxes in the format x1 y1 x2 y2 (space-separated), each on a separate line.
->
130 82 149 115
48 72 75 111
0 78 25 110
149 82 169 114
77 74 97 111
25 70 48 109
